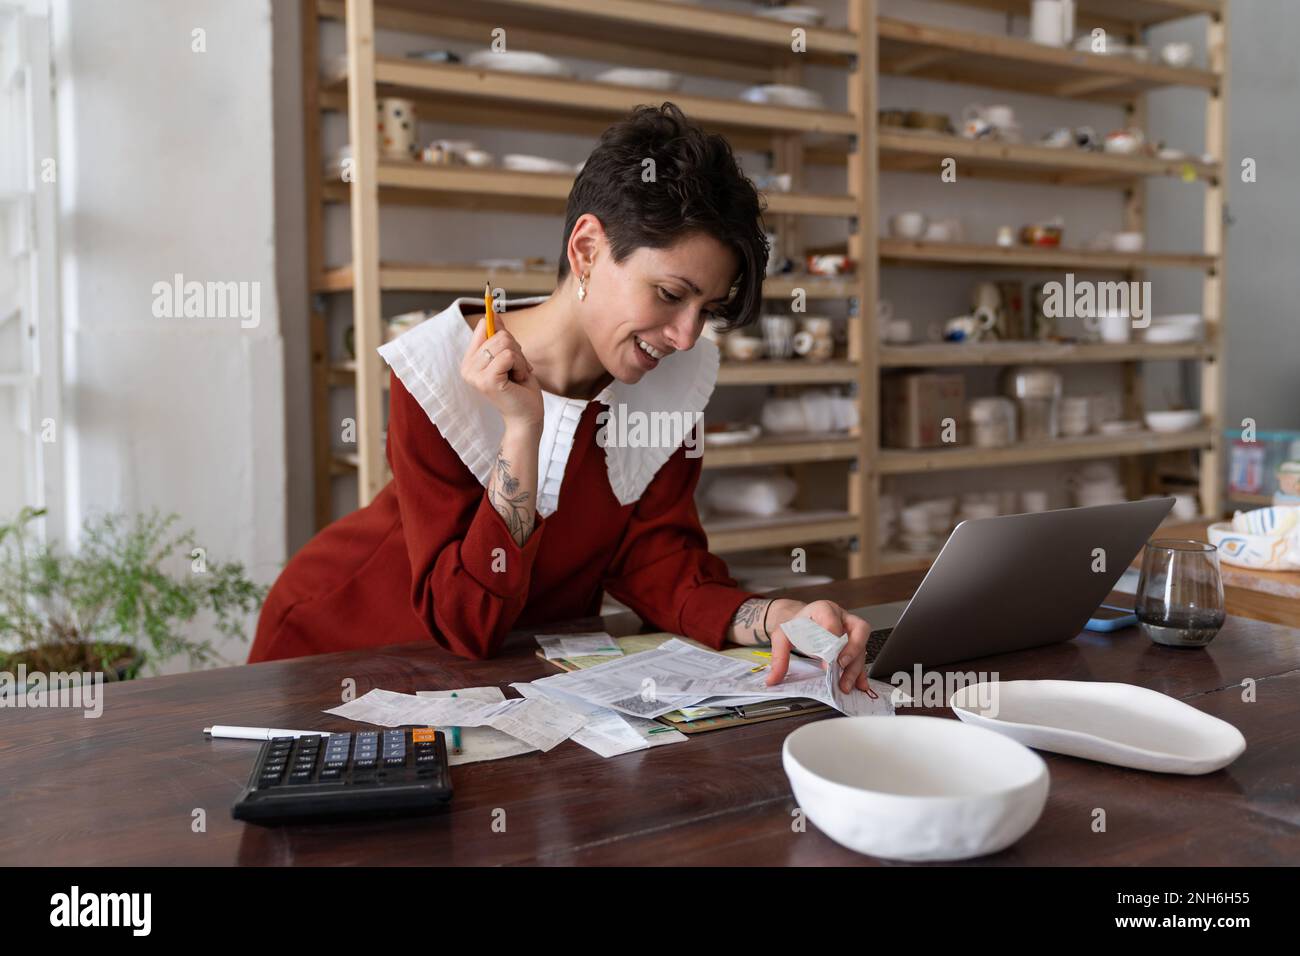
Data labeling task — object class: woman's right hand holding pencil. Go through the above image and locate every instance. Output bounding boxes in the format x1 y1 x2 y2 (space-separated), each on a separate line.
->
461 316 543 432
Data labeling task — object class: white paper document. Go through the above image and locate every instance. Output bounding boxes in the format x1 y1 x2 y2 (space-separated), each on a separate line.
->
323 688 587 751
511 682 687 757
530 637 756 719
535 632 623 660
654 618 897 717
415 687 537 765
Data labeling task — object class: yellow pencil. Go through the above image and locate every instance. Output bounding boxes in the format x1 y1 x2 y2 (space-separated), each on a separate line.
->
484 282 496 338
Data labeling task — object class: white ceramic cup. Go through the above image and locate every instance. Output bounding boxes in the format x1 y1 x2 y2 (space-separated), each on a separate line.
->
1030 0 1075 47
1022 489 1050 513
378 98 419 159
884 319 912 344
1086 310 1131 343
889 211 928 239
761 314 796 359
963 103 1016 130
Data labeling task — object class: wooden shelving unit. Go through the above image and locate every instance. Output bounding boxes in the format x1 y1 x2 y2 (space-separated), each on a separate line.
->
303 0 1227 579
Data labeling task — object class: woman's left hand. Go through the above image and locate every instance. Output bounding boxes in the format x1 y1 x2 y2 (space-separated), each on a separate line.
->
763 598 874 694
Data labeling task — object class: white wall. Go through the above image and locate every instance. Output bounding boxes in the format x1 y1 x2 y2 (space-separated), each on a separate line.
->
53 0 285 670
1148 2 1300 433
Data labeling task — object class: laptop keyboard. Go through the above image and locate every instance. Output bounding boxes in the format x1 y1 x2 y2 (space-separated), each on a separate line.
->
866 628 892 661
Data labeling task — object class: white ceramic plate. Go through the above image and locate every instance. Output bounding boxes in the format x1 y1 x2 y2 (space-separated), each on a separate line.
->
502 153 575 174
464 49 572 78
783 715 1049 861
1098 419 1142 435
950 680 1246 775
755 4 825 26
740 84 825 110
703 423 762 446
593 67 682 91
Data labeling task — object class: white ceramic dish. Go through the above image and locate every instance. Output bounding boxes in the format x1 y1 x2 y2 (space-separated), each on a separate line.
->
1098 419 1142 435
1145 409 1202 433
1146 313 1203 342
703 423 762 446
502 153 575 174
593 67 682 91
740 84 825 110
755 4 825 26
950 680 1246 775
1143 323 1201 343
1208 506 1300 571
783 715 1049 861
465 49 572 78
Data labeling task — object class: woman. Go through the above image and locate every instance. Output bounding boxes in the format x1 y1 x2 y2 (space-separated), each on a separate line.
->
250 103 875 694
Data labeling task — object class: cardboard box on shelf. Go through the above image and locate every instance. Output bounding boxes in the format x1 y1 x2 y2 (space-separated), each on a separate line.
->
882 372 965 449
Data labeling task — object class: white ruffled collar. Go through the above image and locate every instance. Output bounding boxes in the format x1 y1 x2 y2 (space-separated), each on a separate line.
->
377 294 719 516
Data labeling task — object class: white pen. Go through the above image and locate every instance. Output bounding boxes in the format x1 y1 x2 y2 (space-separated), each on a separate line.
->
203 725 333 741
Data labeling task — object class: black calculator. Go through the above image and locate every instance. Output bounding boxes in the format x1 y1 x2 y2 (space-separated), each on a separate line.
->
231 728 452 823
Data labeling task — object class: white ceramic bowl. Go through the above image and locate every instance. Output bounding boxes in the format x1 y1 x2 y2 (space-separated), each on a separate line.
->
782 715 1049 861
465 49 572 77
1145 409 1202 433
1111 231 1145 252
593 67 683 91
1143 323 1200 343
740 83 825 110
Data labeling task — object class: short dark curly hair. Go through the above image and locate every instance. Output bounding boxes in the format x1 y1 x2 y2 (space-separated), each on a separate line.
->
558 102 768 331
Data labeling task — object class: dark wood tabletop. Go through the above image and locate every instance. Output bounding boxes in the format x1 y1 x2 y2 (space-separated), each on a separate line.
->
3 570 1298 866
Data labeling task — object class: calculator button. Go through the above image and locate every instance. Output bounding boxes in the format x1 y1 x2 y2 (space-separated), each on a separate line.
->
288 771 313 784
318 767 343 780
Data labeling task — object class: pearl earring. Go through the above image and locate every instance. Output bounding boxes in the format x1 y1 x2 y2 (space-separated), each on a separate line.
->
577 271 588 301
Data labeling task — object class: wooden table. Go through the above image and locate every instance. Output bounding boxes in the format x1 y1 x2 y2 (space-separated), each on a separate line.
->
1134 519 1300 629
3 571 1298 866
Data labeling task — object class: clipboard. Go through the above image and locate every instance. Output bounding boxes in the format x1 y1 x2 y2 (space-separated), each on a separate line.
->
534 633 831 734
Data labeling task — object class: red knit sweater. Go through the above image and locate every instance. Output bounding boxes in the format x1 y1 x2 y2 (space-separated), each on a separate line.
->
248 373 759 662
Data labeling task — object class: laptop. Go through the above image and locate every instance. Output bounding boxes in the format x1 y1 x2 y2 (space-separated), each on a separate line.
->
852 498 1175 678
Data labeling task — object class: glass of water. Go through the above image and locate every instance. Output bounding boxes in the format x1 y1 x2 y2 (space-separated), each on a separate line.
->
1136 539 1226 648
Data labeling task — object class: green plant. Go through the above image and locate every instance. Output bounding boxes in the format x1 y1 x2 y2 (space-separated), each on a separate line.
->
0 506 267 678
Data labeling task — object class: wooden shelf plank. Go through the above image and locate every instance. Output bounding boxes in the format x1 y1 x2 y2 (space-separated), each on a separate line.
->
315 263 861 300
704 511 859 553
879 238 1217 271
702 435 860 469
878 16 1219 101
878 428 1214 474
716 360 860 386
327 58 860 137
878 128 1218 186
321 162 859 218
880 341 1212 367
331 0 859 69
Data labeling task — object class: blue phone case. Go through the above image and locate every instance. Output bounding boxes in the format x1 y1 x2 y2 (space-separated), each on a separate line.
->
1086 605 1138 632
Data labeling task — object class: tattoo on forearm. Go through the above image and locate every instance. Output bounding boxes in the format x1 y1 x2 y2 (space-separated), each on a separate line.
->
732 597 772 644
489 453 534 546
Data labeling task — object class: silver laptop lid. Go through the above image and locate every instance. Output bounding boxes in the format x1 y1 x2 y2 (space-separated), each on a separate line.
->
865 498 1175 678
